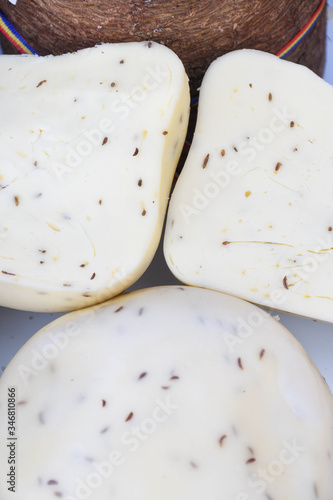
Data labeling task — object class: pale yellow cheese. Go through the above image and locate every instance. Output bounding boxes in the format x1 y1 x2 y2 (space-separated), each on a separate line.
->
0 42 190 312
0 286 332 500
164 49 333 322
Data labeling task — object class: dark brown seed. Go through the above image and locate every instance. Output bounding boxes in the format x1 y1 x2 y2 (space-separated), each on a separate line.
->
111 82 116 87
34 161 38 167
246 458 256 464
249 83 253 88
133 147 139 156
238 357 244 370
102 137 108 146
268 92 273 101
329 227 332 232
314 483 319 498
202 153 210 169
222 241 230 246
221 149 226 156
37 80 47 88
115 306 124 313
161 386 170 390
234 147 238 152
139 372 147 380
275 162 282 172
39 249 47 254
120 59 124 64
102 399 106 407
163 130 168 135
80 264 86 268
283 276 289 290
290 121 295 128
125 412 134 422
99 199 103 205
170 375 179 380
47 480 58 485
14 196 19 206
219 435 227 447
147 41 152 48
90 273 96 280
138 179 142 187
142 209 147 216
40 261 44 265
259 349 266 360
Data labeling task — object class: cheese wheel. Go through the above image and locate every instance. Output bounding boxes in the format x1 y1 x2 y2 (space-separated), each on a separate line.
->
0 286 332 500
0 42 190 312
164 49 333 322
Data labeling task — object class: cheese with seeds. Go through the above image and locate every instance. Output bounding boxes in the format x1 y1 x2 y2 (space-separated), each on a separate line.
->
164 49 333 322
0 42 189 312
0 286 332 500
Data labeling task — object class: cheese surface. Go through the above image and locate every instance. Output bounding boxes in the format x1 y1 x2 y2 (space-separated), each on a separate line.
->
164 49 333 322
0 42 189 312
0 286 332 500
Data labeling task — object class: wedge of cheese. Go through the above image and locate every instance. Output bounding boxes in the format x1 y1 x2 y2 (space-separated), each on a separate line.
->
0 42 189 312
0 286 332 500
164 49 333 322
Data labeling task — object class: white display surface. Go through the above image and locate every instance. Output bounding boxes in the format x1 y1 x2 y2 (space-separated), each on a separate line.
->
0 7 332 393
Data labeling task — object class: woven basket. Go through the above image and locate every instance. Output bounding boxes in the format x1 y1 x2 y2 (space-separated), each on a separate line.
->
0 0 327 94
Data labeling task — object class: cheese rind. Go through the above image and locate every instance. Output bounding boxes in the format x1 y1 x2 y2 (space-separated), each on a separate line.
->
0 286 332 500
0 42 190 312
164 49 333 322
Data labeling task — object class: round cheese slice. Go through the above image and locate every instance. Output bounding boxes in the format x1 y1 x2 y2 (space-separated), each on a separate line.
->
0 286 332 500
